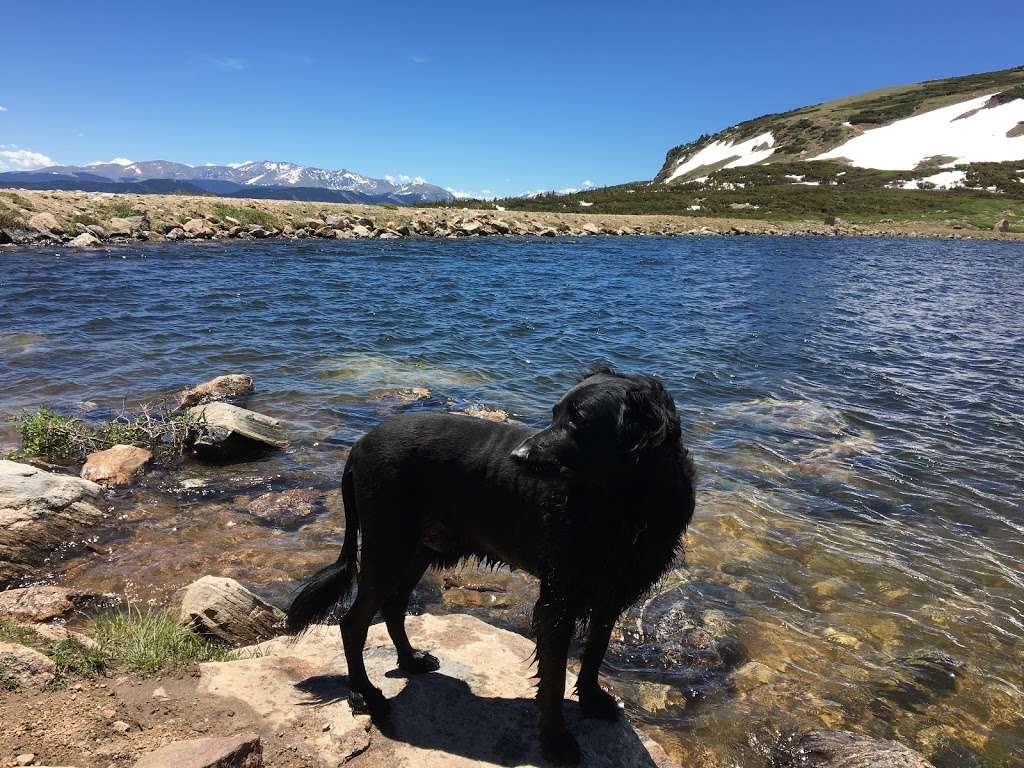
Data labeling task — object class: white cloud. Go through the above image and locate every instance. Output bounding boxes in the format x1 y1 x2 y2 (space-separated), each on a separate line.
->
86 157 134 167
411 55 429 65
385 174 428 186
582 179 594 187
0 106 7 112
0 148 55 171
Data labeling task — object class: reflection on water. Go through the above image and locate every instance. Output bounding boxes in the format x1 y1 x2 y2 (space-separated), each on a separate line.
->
1 236 1022 766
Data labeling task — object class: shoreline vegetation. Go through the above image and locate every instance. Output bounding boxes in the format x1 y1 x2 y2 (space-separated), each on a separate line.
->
1 189 1023 248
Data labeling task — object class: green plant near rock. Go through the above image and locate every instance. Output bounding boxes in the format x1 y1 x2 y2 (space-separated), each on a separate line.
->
93 608 231 673
99 199 138 218
0 202 24 228
9 404 208 464
0 191 34 210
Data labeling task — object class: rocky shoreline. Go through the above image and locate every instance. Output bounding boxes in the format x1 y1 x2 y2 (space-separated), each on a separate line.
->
2 189 1022 247
0 373 952 767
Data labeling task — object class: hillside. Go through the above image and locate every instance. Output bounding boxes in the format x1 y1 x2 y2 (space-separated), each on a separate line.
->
655 65 1024 183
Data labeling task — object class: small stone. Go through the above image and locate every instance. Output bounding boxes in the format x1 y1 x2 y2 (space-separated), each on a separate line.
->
112 720 132 733
15 754 35 766
0 585 96 622
0 641 56 689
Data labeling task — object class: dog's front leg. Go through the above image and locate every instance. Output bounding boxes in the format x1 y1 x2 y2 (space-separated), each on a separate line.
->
576 607 622 720
533 588 580 766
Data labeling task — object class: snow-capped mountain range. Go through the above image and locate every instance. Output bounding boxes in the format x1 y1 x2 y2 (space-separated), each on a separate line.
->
11 159 453 203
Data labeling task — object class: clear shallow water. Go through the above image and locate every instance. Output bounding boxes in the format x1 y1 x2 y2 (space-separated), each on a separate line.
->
2 237 1023 766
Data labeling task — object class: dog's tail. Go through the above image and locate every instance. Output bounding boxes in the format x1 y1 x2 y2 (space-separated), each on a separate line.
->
285 461 360 634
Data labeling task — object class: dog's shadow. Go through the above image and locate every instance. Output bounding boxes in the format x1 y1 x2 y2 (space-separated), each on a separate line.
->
296 670 662 767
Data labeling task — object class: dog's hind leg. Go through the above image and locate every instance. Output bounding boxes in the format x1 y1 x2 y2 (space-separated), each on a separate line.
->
381 548 440 674
340 583 392 722
533 585 581 766
576 607 622 721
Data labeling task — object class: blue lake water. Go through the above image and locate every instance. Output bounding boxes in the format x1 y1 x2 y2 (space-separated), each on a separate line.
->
1 236 1022 766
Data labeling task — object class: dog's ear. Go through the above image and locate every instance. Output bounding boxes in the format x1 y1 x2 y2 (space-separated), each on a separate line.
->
620 378 681 455
577 364 616 383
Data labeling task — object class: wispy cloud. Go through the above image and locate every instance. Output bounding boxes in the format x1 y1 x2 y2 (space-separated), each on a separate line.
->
0 106 7 112
410 55 429 65
197 54 246 71
0 148 55 171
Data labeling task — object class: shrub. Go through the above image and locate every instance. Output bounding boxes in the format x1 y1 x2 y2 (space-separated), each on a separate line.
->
10 404 208 464
0 202 23 228
101 199 137 218
210 202 280 228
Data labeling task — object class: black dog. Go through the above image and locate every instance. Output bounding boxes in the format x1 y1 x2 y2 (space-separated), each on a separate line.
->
287 367 695 765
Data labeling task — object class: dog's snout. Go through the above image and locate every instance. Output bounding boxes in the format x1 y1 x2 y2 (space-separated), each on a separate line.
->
510 443 531 462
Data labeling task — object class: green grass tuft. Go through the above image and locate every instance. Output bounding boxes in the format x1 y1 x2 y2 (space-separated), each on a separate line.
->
0 191 34 210
93 608 230 673
100 199 138 218
0 202 24 228
210 202 280 228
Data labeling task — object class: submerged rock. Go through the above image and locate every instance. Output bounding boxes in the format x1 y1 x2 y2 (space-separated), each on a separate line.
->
179 373 255 409
189 402 288 460
247 488 326 527
200 613 675 767
0 585 97 622
774 730 935 767
177 575 284 645
133 733 262 768
80 444 152 486
0 460 104 586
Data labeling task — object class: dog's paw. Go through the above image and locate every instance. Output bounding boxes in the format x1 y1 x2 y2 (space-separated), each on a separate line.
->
348 687 391 723
399 649 440 674
580 686 623 721
540 728 581 766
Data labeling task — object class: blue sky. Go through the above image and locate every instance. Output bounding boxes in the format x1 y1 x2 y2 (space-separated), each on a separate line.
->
1 0 1021 197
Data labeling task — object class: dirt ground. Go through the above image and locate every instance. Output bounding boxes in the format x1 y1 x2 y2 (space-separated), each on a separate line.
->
0 670 318 768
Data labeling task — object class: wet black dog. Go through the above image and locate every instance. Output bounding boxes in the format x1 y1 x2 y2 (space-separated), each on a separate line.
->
287 367 695 765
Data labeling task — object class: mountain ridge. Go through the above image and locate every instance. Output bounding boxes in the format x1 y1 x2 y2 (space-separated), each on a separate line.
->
0 159 454 205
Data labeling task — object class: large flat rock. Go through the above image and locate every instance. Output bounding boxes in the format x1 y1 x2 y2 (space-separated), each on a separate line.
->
200 613 676 768
0 460 104 586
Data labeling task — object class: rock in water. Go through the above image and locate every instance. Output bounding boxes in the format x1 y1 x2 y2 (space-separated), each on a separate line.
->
133 733 262 768
189 402 288 459
247 488 326 527
68 232 101 247
0 460 104 586
183 218 215 238
199 613 676 767
0 585 97 622
0 641 56 689
177 575 285 645
80 444 152 486
179 374 255 409
775 730 935 768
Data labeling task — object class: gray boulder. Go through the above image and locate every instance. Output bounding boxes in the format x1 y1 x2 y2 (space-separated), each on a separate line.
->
0 585 97 622
183 218 215 238
189 402 287 459
177 575 284 645
0 641 56 690
68 232 101 247
107 215 149 236
27 212 63 234
178 373 255 409
775 730 935 768
199 613 676 767
133 733 262 768
0 460 104 585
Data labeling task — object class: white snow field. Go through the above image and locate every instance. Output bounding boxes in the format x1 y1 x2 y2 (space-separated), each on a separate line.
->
665 131 776 182
813 93 1024 169
899 170 967 190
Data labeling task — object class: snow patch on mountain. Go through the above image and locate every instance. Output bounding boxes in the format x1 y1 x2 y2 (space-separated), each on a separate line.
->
813 93 1024 169
899 169 967 190
665 132 776 182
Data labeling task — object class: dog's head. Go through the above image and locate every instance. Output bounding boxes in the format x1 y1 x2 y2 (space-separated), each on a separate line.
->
511 367 682 478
